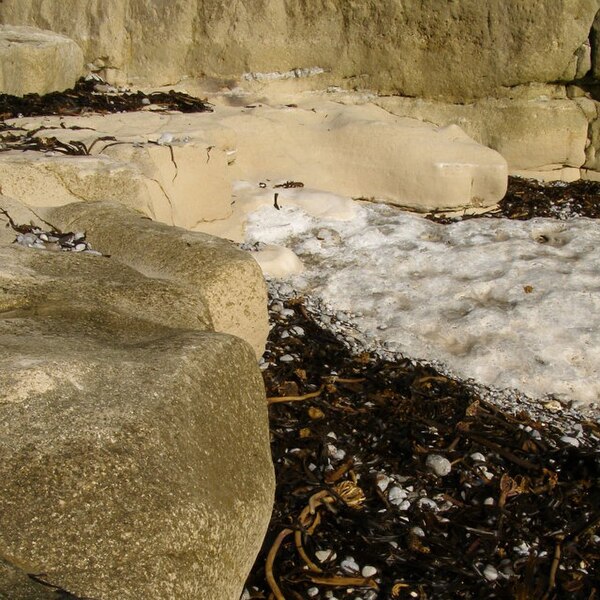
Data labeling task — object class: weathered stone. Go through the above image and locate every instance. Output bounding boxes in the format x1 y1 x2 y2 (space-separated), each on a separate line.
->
3 111 235 229
0 25 83 96
375 89 589 175
46 201 269 357
222 101 507 211
0 199 274 600
0 1 597 101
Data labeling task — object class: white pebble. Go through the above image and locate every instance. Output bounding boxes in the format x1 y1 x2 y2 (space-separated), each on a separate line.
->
376 474 391 492
315 549 337 562
340 556 359 573
483 564 499 581
307 587 319 597
560 436 580 447
484 497 495 506
279 354 294 363
361 565 377 578
418 498 438 511
411 526 425 537
426 454 452 476
327 444 346 461
388 486 408 504
397 499 411 511
470 452 486 462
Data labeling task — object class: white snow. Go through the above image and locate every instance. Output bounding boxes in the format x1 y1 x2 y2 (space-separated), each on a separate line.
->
242 183 600 408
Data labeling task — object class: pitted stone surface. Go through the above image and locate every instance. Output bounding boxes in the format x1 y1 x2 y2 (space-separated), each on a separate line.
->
0 25 83 95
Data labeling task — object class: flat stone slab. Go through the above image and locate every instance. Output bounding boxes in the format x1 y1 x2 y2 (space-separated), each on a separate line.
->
0 25 83 96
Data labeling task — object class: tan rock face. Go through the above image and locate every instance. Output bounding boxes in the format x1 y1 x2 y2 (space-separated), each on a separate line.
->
0 25 83 95
375 88 590 175
0 0 597 100
0 199 274 600
46 201 269 358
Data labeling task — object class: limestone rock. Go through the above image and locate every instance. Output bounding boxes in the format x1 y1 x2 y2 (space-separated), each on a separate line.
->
46 201 269 357
0 25 83 96
375 90 589 175
2 111 235 229
0 200 274 600
0 1 597 100
223 102 507 211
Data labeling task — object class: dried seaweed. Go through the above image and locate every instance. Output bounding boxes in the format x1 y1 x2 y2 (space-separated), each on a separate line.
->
0 77 212 120
428 177 600 223
245 296 600 599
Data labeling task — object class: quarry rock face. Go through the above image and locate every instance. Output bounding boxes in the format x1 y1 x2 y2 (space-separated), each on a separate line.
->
0 24 83 95
0 0 598 101
0 197 274 600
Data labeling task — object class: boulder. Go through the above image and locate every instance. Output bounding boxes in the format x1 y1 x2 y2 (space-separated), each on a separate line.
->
46 201 269 358
0 0 597 100
0 109 235 230
0 197 274 599
375 86 590 176
0 25 83 96
222 102 508 211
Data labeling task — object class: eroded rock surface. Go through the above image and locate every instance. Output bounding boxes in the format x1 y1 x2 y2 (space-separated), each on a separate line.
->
0 198 274 600
0 0 597 101
0 25 83 95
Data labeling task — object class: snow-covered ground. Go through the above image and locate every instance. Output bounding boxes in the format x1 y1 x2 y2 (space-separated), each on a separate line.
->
238 182 600 409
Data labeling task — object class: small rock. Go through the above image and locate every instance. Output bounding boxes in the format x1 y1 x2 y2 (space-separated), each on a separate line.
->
279 354 294 363
470 452 486 462
426 454 452 477
411 526 425 537
361 565 377 578
340 556 359 573
560 436 580 447
388 486 408 504
307 587 319 597
315 549 337 562
483 564 499 581
417 498 438 511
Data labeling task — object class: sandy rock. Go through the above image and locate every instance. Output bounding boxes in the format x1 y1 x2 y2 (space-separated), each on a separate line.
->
46 201 269 357
0 25 83 96
0 202 274 600
0 151 156 214
4 111 235 229
0 1 597 100
224 102 507 211
375 90 589 174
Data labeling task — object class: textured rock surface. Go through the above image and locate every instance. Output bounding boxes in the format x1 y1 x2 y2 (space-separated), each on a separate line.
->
46 201 269 357
0 197 274 600
0 0 597 100
0 25 83 95
375 87 590 174
222 101 507 210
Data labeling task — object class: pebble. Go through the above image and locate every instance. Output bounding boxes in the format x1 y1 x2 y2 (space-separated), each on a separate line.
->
315 549 337 562
426 454 452 477
560 436 580 447
361 565 377 578
307 587 319 597
388 486 408 504
411 526 425 537
340 556 359 573
484 497 495 506
279 354 295 363
483 564 499 581
418 498 438 511
376 474 391 492
470 452 486 462
327 444 346 461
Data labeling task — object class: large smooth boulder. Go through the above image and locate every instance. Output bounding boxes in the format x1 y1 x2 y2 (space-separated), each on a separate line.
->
375 86 590 177
46 201 269 358
0 25 83 95
0 0 597 100
0 198 274 600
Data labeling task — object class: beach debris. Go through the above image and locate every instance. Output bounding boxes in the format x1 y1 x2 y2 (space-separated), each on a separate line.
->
0 75 213 120
1 208 105 256
244 281 599 599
